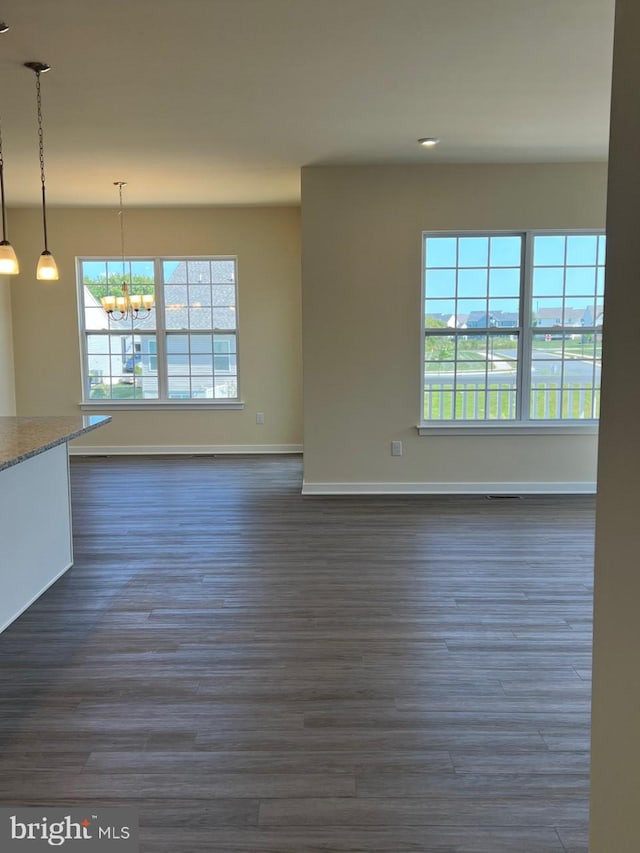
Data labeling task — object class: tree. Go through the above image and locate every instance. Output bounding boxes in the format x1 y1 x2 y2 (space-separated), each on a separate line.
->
83 274 155 302
425 318 454 361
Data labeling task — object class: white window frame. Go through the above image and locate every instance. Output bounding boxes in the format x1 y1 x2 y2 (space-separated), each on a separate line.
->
77 256 244 411
418 230 603 435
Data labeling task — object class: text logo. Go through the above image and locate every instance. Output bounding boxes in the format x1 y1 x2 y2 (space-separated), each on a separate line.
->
0 809 138 851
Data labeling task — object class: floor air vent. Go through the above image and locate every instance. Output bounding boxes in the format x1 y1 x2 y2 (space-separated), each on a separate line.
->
485 494 523 500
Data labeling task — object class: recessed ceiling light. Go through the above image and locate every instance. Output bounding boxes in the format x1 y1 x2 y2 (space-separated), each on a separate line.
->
0 22 10 33
418 137 440 148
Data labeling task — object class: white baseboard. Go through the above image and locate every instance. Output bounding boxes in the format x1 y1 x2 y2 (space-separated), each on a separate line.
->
69 444 303 456
302 480 597 495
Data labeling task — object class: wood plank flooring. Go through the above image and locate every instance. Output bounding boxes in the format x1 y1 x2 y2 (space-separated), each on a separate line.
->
0 455 594 852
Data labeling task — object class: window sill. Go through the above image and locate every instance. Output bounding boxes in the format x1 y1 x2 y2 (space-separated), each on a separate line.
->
417 421 599 436
79 400 245 412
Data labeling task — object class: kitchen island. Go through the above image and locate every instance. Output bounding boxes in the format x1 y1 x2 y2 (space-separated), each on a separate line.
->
0 415 110 632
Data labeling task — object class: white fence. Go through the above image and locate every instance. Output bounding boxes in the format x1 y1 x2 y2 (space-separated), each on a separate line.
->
423 382 599 420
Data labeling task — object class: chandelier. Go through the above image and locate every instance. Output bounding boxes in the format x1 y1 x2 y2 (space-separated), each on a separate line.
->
100 182 154 320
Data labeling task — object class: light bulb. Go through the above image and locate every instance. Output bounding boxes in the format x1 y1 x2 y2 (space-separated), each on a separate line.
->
36 250 58 280
0 241 19 275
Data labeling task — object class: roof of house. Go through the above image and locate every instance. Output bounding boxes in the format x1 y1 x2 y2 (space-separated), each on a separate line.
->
98 259 238 334
536 304 604 326
467 310 519 325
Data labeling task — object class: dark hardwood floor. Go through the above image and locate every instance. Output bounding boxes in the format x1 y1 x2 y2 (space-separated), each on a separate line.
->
0 455 593 852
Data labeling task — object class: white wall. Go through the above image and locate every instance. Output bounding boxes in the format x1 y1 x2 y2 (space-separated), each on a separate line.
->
9 206 302 450
0 277 16 415
301 163 607 491
590 1 640 849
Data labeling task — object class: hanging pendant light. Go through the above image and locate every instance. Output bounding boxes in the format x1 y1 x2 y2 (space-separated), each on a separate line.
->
0 115 19 275
100 181 154 321
25 61 58 281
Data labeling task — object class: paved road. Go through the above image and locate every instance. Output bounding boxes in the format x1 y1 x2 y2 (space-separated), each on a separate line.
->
425 347 601 387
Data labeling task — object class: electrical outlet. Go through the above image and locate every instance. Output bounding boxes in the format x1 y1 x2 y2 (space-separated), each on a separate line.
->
391 440 403 457
256 412 265 425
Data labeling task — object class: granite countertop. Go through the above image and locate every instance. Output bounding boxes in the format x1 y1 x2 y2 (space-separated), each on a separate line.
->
0 416 111 473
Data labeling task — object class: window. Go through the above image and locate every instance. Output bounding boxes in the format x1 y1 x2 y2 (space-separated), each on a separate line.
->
78 257 240 406
422 232 604 426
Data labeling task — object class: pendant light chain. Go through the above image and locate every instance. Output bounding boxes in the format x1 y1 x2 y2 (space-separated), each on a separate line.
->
24 60 58 280
0 117 7 242
118 182 127 277
35 70 50 253
117 181 130 311
0 113 20 273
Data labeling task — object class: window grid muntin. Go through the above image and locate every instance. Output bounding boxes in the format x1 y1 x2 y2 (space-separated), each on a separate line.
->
160 257 238 401
423 231 604 424
78 256 239 403
84 330 159 401
529 234 603 421
424 233 523 422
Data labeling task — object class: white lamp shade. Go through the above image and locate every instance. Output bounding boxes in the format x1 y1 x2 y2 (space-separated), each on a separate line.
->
36 251 59 281
0 241 19 275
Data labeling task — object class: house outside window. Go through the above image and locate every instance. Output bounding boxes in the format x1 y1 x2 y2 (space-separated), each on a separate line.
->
77 257 240 406
422 232 604 427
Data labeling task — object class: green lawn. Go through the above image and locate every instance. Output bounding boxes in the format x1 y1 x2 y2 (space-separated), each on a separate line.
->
90 382 145 400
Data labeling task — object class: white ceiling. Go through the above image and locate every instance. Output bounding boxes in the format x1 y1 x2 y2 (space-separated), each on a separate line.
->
0 0 615 207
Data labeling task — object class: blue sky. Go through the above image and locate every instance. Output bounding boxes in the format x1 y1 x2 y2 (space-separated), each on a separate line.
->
425 234 605 316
